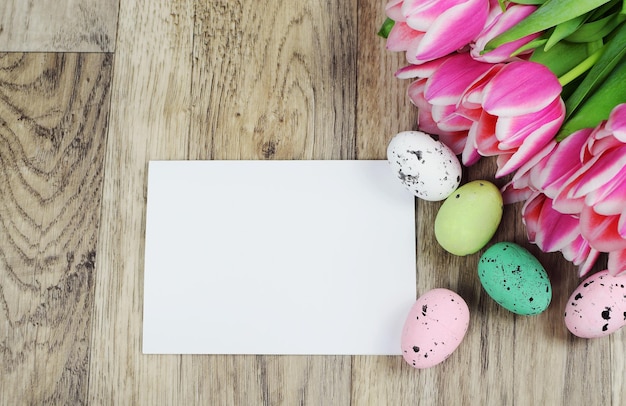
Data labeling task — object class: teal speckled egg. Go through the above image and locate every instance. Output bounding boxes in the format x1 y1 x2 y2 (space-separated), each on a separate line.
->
478 242 552 316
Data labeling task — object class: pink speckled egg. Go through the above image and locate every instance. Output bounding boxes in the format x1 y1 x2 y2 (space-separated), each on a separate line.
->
401 288 470 369
564 270 626 338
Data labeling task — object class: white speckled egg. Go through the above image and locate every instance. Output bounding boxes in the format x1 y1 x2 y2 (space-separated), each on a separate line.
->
387 131 462 201
401 288 470 369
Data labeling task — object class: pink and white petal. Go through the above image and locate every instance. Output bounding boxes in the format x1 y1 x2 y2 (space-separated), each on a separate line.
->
496 97 565 148
552 170 587 214
385 0 406 21
402 0 467 31
522 191 545 242
437 112 473 132
474 112 501 155
569 145 626 199
471 4 538 62
417 109 441 135
501 181 533 204
495 108 564 177
536 128 590 195
580 205 626 252
395 57 450 79
462 123 482 165
585 168 626 216
415 0 489 62
407 78 429 107
606 103 626 142
387 22 422 52
425 53 494 105
607 248 626 276
535 204 582 252
460 64 504 108
577 247 600 277
483 61 562 116
437 131 469 154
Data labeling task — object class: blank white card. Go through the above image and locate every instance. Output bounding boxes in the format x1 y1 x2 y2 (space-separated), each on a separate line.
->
143 160 416 355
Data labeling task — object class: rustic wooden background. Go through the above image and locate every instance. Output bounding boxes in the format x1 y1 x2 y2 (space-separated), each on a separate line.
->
0 0 624 404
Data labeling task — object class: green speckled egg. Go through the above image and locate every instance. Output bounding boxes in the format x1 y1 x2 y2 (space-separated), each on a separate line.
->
478 242 552 315
434 180 503 256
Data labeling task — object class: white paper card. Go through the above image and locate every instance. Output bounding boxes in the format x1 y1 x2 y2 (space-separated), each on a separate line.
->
143 160 416 355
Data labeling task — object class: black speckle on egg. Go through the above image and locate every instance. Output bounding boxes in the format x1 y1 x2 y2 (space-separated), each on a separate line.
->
623 312 626 321
422 304 428 316
455 193 460 198
602 324 609 332
601 307 611 320
575 293 582 300
529 297 534 302
413 346 420 353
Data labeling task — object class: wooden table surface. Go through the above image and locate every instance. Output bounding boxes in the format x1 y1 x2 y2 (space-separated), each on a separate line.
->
0 0 624 404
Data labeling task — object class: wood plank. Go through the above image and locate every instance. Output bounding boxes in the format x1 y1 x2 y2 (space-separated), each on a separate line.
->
90 0 357 403
0 52 112 405
87 0 195 403
0 0 119 52
189 0 357 160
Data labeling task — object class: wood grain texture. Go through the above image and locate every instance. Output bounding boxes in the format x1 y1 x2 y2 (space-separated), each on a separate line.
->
0 53 112 405
0 0 119 52
190 0 357 160
1 0 625 404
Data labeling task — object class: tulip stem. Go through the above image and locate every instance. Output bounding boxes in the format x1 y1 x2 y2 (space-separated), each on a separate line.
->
558 47 605 86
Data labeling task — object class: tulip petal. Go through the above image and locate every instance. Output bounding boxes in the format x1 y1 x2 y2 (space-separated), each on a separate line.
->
438 131 469 155
415 0 489 62
577 247 600 277
606 103 626 142
387 22 423 52
495 97 565 148
483 61 562 116
585 168 626 216
608 249 626 276
580 205 626 252
403 0 467 31
534 128 590 196
395 58 449 79
425 53 494 105
495 99 564 177
569 145 626 199
385 0 405 21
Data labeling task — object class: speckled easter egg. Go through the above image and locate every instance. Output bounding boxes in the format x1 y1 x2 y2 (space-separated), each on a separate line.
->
564 270 626 338
478 242 552 315
387 131 462 201
434 180 503 255
401 288 470 369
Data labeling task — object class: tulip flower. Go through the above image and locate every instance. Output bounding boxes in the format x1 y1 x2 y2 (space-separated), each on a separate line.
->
461 60 565 176
401 53 492 155
385 0 489 64
471 0 540 63
522 192 599 276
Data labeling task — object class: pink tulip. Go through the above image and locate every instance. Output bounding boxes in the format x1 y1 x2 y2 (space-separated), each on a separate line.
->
522 192 599 276
385 0 489 64
502 127 591 204
511 103 626 276
462 61 565 176
471 1 540 63
401 53 492 154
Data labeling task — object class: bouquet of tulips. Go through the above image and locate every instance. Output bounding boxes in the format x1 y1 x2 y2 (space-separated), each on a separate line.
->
380 0 626 277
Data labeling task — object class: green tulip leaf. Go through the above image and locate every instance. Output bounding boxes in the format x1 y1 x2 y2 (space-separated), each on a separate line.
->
545 15 587 50
530 40 592 76
485 0 612 51
565 21 626 118
377 17 395 39
558 57 626 140
566 13 626 42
